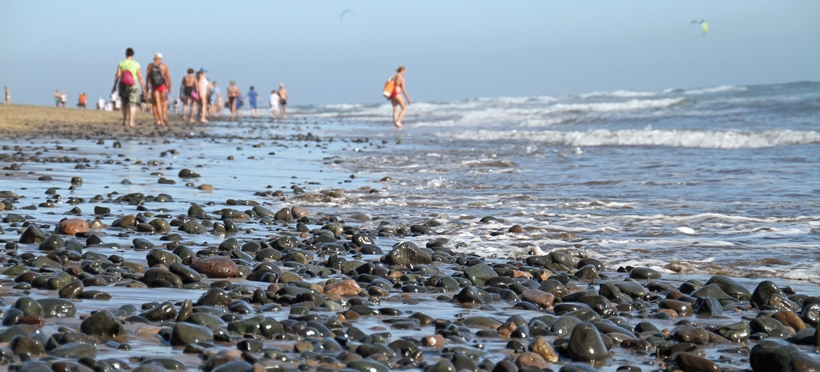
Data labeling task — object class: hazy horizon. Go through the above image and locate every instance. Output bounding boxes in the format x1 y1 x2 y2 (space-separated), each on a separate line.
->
2 1 818 107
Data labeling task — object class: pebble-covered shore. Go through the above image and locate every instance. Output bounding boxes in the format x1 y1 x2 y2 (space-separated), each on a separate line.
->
0 111 818 372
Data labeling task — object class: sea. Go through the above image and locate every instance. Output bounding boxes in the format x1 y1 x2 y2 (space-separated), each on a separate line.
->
292 81 820 283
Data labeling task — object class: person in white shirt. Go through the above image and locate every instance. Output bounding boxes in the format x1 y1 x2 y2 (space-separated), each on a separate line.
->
97 97 105 110
270 90 279 119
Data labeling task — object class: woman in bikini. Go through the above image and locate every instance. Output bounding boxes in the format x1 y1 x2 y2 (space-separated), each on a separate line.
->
389 66 412 128
180 68 196 122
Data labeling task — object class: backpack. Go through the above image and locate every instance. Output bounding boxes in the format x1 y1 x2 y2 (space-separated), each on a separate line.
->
150 64 165 87
121 70 135 87
382 75 395 99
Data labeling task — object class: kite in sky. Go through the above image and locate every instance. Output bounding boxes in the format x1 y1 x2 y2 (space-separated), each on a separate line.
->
690 19 709 36
340 9 355 23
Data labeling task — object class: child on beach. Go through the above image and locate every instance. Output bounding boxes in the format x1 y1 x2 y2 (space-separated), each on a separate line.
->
246 86 259 118
270 90 279 119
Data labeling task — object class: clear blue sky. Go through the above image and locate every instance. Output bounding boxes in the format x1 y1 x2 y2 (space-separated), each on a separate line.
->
1 1 818 106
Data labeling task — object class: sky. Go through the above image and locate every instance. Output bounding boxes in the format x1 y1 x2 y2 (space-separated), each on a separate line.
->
1 1 818 106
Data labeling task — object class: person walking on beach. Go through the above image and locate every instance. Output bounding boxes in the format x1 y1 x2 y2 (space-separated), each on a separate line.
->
269 89 279 119
277 83 288 119
4 86 9 104
180 68 197 122
196 68 211 123
209 81 221 117
246 86 259 118
388 66 412 128
227 80 241 120
111 47 145 127
61 91 67 108
146 53 172 126
97 97 104 110
54 90 61 107
77 92 87 109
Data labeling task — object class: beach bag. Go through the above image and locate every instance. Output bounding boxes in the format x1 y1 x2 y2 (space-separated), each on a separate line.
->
382 75 395 99
190 89 200 101
121 70 135 87
150 64 165 87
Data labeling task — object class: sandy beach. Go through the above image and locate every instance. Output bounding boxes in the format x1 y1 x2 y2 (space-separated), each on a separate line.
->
0 104 206 138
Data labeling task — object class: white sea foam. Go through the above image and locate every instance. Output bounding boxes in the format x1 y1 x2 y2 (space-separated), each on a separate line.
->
440 129 820 149
683 85 748 95
580 89 661 99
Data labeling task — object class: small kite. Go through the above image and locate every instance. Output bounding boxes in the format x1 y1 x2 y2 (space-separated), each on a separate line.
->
690 19 709 36
340 9 355 23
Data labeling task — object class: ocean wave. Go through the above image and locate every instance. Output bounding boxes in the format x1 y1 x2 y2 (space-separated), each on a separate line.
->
683 85 748 95
580 89 661 99
441 129 820 149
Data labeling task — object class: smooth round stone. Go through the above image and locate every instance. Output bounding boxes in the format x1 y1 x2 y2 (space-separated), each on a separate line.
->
81 310 124 338
140 302 177 322
14 297 44 317
695 297 723 316
49 342 97 358
80 290 112 300
149 219 171 234
426 359 456 372
38 298 76 318
142 268 183 287
347 359 389 372
10 335 45 358
565 322 609 361
552 315 582 337
58 280 83 299
706 275 752 301
142 357 188 370
629 267 661 280
190 256 238 278
178 169 200 178
146 249 181 267
464 263 498 286
750 339 798 372
187 313 226 328
169 263 201 284
0 325 29 342
38 235 65 250
132 238 155 251
382 241 432 265
750 317 789 338
171 322 214 346
751 281 786 307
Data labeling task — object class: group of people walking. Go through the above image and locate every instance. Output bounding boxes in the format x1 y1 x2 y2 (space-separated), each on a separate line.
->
111 48 289 127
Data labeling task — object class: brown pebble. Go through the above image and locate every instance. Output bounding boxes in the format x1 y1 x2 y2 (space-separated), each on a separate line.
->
324 279 362 297
190 256 238 278
422 334 445 348
773 310 806 331
20 315 44 327
521 289 555 309
56 218 90 236
675 352 720 372
516 352 549 369
508 225 523 233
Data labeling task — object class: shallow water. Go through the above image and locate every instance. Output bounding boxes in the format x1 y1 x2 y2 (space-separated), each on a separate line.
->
298 81 820 283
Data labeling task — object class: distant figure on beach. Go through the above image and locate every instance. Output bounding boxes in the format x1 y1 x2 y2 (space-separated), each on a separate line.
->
61 91 67 108
246 86 259 118
196 68 211 123
180 68 197 122
277 83 288 119
146 53 172 126
97 97 104 110
269 90 279 119
227 80 241 120
54 90 61 107
4 86 9 104
111 47 145 127
77 92 87 109
172 96 179 114
209 81 221 117
388 66 412 128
